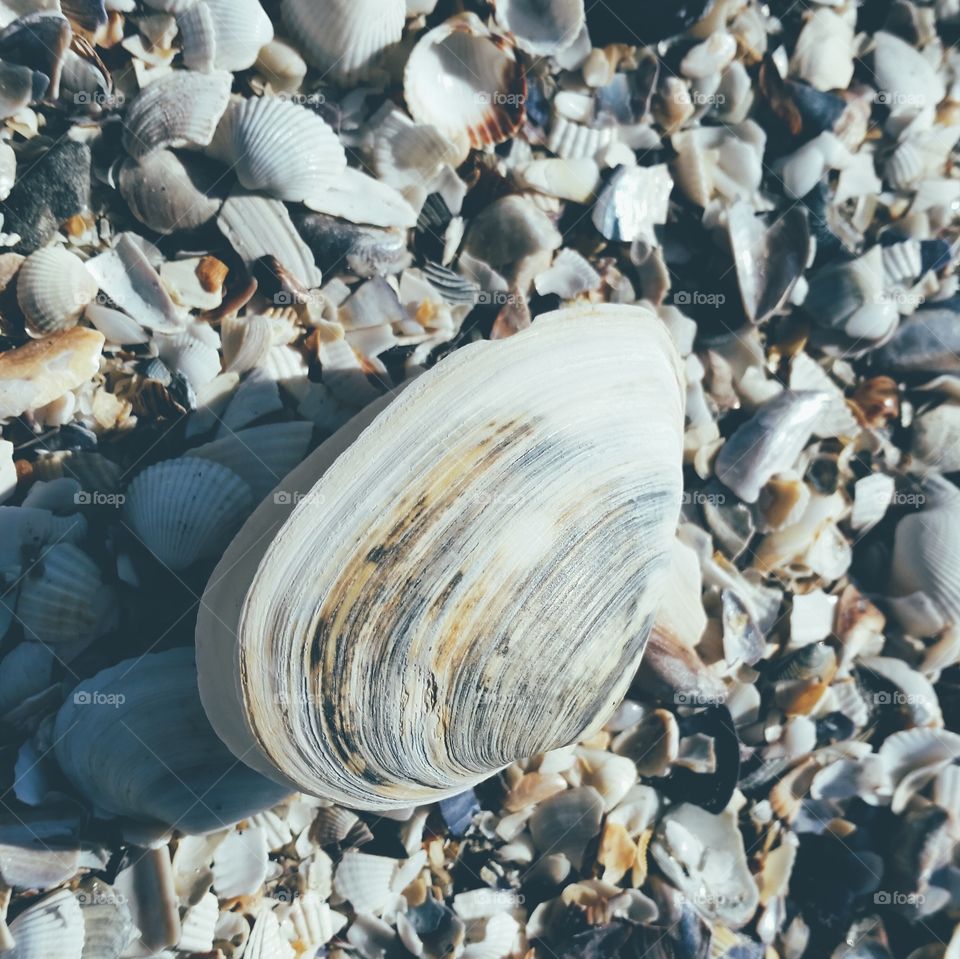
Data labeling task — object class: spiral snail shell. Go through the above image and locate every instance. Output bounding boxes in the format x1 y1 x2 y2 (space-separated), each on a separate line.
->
196 305 684 810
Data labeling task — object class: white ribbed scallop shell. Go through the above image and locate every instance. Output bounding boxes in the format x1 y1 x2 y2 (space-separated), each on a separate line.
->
124 458 253 571
196 305 684 809
281 0 405 82
16 543 115 645
180 0 273 72
6 889 84 959
122 70 232 158
17 247 98 338
210 96 345 203
890 478 960 632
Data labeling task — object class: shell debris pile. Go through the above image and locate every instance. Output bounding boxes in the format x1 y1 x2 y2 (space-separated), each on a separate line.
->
0 0 957 957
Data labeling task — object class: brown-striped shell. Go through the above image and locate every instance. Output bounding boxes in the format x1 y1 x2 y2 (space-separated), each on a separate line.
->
196 305 684 810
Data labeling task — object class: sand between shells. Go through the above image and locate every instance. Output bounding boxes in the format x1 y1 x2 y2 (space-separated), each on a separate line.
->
0 0 959 957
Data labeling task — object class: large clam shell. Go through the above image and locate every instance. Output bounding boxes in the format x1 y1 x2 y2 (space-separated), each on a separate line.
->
196 305 684 809
53 647 290 833
404 14 525 157
281 0 405 83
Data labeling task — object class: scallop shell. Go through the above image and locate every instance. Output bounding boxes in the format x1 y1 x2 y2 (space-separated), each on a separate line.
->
281 0 405 82
186 421 314 501
211 826 268 899
6 889 84 959
16 246 98 338
209 96 345 203
124 457 254 571
16 543 115 646
404 14 525 155
196 305 684 809
122 70 232 158
53 647 290 833
179 0 272 72
333 852 398 915
911 403 960 474
890 478 960 634
118 150 225 235
546 92 615 160
492 0 584 55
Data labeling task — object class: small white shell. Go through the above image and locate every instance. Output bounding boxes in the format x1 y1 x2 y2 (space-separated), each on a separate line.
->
790 8 854 92
178 892 218 953
76 880 134 959
652 804 759 929
547 92 615 160
492 0 583 55
180 0 272 71
122 70 233 158
404 14 525 156
304 167 417 229
124 458 253 571
333 851 398 915
16 247 98 338
6 889 84 959
155 327 222 392
281 0 405 82
17 543 115 646
529 787 604 870
211 826 269 899
890 479 960 634
912 403 960 473
715 392 830 503
209 96 345 203
872 30 945 118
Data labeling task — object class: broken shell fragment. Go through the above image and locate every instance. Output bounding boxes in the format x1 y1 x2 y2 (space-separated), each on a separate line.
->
715 392 830 503
0 327 104 420
197 306 684 809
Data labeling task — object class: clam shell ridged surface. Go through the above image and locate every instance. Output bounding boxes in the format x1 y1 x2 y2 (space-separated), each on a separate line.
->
197 307 684 809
